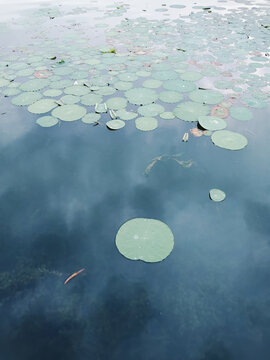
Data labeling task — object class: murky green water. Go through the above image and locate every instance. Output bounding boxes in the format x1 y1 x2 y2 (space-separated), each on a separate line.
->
0 1 269 359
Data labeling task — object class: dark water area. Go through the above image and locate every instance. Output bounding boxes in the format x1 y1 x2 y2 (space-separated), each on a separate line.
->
0 1 270 359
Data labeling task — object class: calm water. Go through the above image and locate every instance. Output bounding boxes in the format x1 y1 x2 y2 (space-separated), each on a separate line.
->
0 1 270 359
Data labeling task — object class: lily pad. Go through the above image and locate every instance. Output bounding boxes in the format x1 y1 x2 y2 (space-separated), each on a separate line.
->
60 95 80 104
115 110 138 120
64 85 89 96
211 130 248 150
159 91 183 103
174 101 210 122
180 71 203 81
43 89 62 97
106 119 125 130
115 218 174 263
28 99 58 114
106 97 127 110
143 79 163 89
189 90 224 105
198 116 227 130
135 117 158 131
163 79 196 93
209 189 226 202
138 104 164 117
230 107 253 121
20 79 49 91
52 104 87 121
82 113 101 124
81 93 103 106
125 88 158 105
160 111 175 119
36 116 59 127
12 92 42 106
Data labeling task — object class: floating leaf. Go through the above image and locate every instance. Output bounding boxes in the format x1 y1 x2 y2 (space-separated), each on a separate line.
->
230 107 253 121
138 104 164 117
189 90 224 104
52 104 87 121
82 113 101 124
174 101 210 122
106 119 125 130
180 71 203 81
160 111 175 119
36 116 59 127
125 88 158 105
135 117 158 131
28 99 58 114
209 189 226 202
211 130 248 150
115 218 174 263
115 110 138 121
20 79 49 91
106 97 127 110
159 91 183 103
198 116 227 130
12 92 42 106
95 103 107 113
182 133 189 142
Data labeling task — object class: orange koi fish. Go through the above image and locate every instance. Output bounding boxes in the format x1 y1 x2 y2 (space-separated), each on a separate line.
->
64 268 85 285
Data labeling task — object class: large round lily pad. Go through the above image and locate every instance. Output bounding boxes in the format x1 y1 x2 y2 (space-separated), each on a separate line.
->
159 91 183 103
189 90 224 104
174 101 210 122
211 130 248 150
115 218 174 263
12 92 42 106
20 79 49 91
52 104 86 121
106 97 127 110
125 88 158 105
198 116 227 130
28 99 58 114
230 107 253 121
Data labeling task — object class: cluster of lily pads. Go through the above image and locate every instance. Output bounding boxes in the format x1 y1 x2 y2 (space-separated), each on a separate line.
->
0 3 269 152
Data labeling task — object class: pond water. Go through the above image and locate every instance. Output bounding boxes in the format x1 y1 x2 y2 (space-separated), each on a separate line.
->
0 0 269 359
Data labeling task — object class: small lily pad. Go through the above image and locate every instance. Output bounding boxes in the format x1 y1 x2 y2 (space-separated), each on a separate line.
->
138 104 164 117
174 101 210 122
125 88 158 105
159 91 183 103
160 111 175 119
115 218 174 263
12 92 42 106
209 189 226 202
106 97 127 110
135 117 158 131
116 110 138 121
106 119 125 130
82 113 101 124
189 90 224 105
36 116 59 127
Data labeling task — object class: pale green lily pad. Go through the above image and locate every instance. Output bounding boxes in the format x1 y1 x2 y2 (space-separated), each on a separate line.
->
43 89 62 97
163 79 196 93
114 81 133 91
135 117 158 131
159 91 183 103
12 92 42 106
20 79 49 91
106 119 125 130
60 95 80 104
198 116 227 130
143 79 163 89
118 73 138 82
1 88 21 96
28 99 58 114
115 110 138 120
125 88 158 105
174 101 210 122
0 78 10 87
209 189 226 202
96 87 116 96
64 85 89 96
82 113 101 124
230 107 253 121
211 130 248 150
81 93 102 106
152 70 178 81
52 104 86 121
138 104 165 117
106 97 127 110
115 218 174 263
189 90 224 104
160 111 175 119
180 71 203 81
136 70 151 77
36 116 59 127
